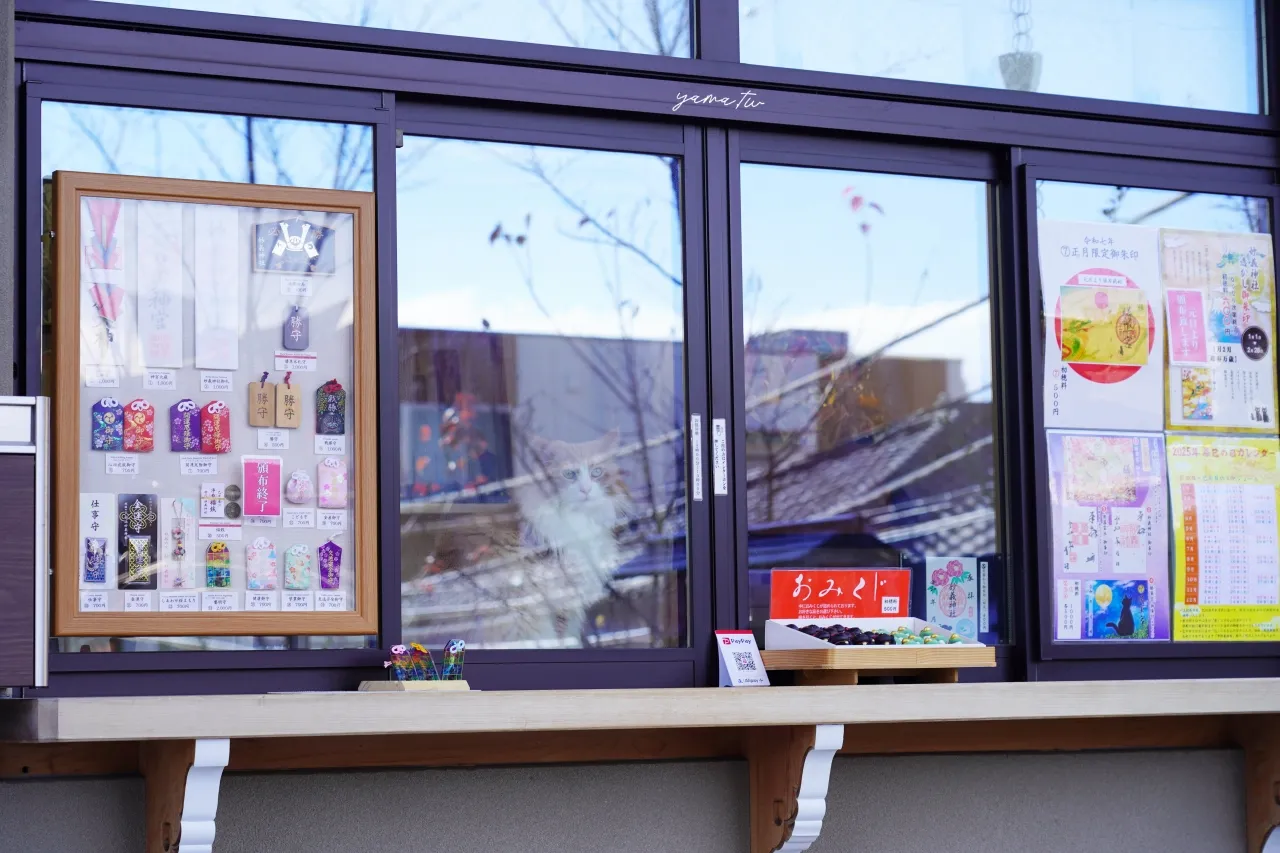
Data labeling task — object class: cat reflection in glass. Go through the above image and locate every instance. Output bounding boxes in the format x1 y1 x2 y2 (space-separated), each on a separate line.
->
510 429 634 645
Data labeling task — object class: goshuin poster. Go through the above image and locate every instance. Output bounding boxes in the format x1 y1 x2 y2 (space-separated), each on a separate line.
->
925 557 978 641
1039 221 1163 432
1048 430 1169 640
1167 434 1280 641
1161 229 1278 432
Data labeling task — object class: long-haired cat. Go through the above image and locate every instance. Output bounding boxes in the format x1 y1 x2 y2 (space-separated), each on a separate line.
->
514 429 633 644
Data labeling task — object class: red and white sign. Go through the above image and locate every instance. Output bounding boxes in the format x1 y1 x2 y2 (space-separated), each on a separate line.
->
769 568 911 620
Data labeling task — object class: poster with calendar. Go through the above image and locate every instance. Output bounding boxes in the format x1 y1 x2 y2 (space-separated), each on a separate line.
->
1161 229 1277 433
1047 430 1169 641
1168 435 1280 641
1039 221 1163 432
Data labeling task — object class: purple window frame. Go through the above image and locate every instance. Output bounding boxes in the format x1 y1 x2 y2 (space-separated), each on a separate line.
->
9 1 1280 694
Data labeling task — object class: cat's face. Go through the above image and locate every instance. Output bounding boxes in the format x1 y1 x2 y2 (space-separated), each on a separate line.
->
1120 595 1132 607
529 430 625 506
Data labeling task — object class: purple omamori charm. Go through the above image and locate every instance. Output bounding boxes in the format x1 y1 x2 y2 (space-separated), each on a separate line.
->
169 399 202 452
318 539 342 590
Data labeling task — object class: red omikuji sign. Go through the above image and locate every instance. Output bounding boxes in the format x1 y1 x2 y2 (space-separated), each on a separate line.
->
769 568 911 620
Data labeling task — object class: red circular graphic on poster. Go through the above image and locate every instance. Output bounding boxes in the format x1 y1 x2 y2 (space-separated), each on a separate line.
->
1053 267 1156 385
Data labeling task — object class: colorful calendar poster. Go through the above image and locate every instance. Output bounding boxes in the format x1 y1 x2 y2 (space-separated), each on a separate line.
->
1040 221 1163 432
1048 430 1169 640
1161 229 1277 432
1168 435 1280 641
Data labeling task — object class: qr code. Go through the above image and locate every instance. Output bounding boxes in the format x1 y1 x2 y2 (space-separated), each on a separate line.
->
733 651 757 671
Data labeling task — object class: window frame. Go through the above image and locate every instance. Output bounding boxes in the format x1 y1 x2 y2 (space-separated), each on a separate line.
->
10 0 1280 692
728 130 1019 678
1023 149 1280 664
390 99 717 683
20 0 1277 129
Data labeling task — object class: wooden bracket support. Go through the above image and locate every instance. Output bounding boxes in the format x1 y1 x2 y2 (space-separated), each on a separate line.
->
140 738 230 853
747 724 844 853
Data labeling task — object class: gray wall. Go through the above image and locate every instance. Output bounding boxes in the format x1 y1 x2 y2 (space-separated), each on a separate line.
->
0 751 1245 853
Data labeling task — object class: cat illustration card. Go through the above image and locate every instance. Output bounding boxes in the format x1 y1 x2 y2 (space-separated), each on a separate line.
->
1086 579 1152 640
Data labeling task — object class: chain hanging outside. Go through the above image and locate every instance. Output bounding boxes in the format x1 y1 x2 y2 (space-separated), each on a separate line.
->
1011 0 1034 55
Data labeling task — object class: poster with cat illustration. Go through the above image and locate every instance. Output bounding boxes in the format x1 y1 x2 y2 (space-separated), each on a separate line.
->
1085 580 1152 640
1047 429 1169 641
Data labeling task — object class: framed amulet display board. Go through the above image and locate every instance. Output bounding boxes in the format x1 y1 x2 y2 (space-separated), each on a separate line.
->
53 172 378 636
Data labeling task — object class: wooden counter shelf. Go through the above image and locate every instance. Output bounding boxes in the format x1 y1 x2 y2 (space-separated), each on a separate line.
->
4 679 1280 853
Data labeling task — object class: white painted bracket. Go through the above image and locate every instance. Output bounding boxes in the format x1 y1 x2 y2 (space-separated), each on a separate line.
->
141 737 230 853
748 723 845 853
776 724 843 853
177 739 230 853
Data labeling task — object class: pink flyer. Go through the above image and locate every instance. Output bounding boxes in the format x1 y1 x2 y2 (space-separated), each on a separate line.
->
1165 288 1209 365
242 455 282 517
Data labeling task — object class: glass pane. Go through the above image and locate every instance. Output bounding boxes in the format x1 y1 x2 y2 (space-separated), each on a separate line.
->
397 138 687 649
43 101 376 652
93 0 692 56
1037 181 1278 643
740 0 1261 113
739 163 1004 645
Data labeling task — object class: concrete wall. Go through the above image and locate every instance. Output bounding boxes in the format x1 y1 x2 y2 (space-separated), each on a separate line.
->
0 751 1245 852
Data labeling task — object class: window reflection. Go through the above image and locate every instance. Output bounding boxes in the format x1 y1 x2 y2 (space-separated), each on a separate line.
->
1036 182 1270 234
397 138 687 649
43 102 376 653
740 0 1260 113
93 0 692 57
739 164 1002 641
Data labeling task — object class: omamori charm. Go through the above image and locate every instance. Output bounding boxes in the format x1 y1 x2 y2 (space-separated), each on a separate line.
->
169 399 202 452
282 304 309 351
318 539 342 590
91 397 124 451
315 379 346 436
205 541 231 588
284 544 313 590
122 398 155 452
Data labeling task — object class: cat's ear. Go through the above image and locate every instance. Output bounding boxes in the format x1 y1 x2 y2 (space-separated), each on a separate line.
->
598 428 620 450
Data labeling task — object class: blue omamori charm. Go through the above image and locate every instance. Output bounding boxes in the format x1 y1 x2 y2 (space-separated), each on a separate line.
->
91 397 124 451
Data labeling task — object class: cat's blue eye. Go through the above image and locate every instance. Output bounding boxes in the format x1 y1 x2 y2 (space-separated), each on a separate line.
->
590 467 603 479
562 469 577 481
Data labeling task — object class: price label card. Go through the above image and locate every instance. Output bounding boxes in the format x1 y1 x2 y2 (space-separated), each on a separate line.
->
160 592 199 612
283 591 314 611
317 510 346 531
202 591 238 612
280 279 313 299
245 591 280 611
105 454 138 476
84 367 120 388
275 351 318 372
283 508 315 529
79 591 109 612
124 591 154 612
314 435 346 455
198 523 243 541
144 369 177 390
245 516 278 528
200 371 234 392
181 455 218 476
257 429 289 451
316 591 347 611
